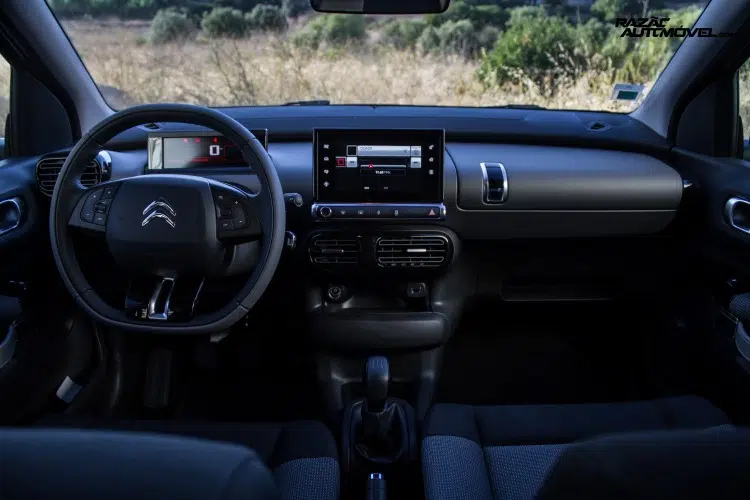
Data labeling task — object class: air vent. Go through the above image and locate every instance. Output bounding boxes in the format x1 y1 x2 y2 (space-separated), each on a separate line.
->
36 153 104 197
587 121 611 131
375 234 449 268
309 238 360 264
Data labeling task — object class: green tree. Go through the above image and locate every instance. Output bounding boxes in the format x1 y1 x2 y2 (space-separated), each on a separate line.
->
202 7 247 38
479 10 587 96
149 7 196 44
591 0 664 22
246 4 287 32
320 14 366 44
417 26 441 54
381 19 427 50
426 1 508 30
281 0 310 17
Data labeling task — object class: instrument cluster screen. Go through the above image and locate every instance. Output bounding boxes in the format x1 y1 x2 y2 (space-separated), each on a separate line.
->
314 129 444 203
147 130 267 170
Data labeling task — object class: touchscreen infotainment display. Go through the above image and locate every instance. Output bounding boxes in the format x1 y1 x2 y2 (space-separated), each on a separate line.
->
314 129 444 203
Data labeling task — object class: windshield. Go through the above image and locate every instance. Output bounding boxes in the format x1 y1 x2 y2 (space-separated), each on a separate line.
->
47 0 709 112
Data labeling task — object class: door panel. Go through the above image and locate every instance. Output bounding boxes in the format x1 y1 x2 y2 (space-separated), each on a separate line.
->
671 148 750 420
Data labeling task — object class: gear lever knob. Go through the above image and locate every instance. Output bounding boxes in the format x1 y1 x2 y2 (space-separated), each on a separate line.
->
364 356 389 413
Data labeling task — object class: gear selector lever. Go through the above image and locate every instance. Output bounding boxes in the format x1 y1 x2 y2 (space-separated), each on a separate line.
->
364 356 389 413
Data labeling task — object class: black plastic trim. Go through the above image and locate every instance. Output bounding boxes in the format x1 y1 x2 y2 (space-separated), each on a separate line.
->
309 310 450 350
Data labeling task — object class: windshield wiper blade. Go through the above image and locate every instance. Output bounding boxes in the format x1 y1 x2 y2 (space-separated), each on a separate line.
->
282 100 331 106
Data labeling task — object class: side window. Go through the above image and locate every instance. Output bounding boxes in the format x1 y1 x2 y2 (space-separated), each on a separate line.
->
740 61 750 159
0 56 8 141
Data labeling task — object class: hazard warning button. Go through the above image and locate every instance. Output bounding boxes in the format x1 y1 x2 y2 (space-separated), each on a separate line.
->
400 205 442 218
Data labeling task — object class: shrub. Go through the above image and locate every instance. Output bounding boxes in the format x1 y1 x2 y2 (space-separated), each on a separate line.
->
427 1 508 30
438 20 479 57
148 8 196 44
292 16 326 48
282 0 311 18
381 20 427 49
476 25 500 53
201 7 247 38
246 4 288 32
416 26 441 54
320 14 367 44
478 11 587 96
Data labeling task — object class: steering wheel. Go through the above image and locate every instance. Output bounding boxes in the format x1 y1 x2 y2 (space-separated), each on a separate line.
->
49 104 286 334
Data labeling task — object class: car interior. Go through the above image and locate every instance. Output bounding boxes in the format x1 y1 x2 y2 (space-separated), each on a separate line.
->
3 0 750 499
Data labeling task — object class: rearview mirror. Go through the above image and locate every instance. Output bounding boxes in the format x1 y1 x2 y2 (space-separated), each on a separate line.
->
311 0 449 14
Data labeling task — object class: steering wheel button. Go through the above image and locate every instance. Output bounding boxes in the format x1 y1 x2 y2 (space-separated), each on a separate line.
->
93 213 107 225
233 216 247 229
81 209 94 223
219 207 233 219
219 219 234 231
94 199 112 213
101 185 119 200
88 190 103 202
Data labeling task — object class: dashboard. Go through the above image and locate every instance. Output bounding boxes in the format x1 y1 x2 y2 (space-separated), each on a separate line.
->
0 105 687 331
16 106 685 265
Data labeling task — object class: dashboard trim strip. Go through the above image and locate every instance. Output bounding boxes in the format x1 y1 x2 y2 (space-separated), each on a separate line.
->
311 203 446 221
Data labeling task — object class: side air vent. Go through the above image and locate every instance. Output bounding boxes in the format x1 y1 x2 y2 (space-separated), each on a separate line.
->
36 152 108 197
375 234 449 268
309 238 360 264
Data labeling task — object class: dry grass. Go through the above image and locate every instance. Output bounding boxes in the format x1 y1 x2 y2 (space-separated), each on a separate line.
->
63 19 637 112
2 19 750 138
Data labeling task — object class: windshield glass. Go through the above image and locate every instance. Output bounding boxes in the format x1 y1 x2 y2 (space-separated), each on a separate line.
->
47 0 709 112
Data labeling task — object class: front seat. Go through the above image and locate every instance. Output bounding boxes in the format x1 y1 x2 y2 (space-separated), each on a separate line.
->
0 428 279 500
421 396 737 500
33 418 340 500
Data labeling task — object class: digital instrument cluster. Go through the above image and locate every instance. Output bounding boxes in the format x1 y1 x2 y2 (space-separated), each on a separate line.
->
147 130 268 170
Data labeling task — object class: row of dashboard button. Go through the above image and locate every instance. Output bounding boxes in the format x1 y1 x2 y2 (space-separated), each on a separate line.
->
313 204 444 220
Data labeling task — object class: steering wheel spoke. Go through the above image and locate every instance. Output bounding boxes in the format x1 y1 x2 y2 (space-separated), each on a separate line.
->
67 181 122 234
211 184 266 244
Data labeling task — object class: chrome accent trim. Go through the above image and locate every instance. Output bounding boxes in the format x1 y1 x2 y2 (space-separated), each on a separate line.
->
725 197 750 235
285 231 297 250
369 473 384 480
682 179 693 189
480 162 508 204
36 150 107 196
0 197 22 236
191 278 205 317
310 203 446 220
147 277 175 321
374 233 450 268
142 200 176 217
141 212 175 228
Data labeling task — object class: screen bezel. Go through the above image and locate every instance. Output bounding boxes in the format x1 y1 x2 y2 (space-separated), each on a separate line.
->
146 129 268 171
313 128 445 203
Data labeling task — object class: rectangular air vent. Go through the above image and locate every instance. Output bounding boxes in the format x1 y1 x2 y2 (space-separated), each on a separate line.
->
309 238 360 264
375 234 449 268
36 154 102 197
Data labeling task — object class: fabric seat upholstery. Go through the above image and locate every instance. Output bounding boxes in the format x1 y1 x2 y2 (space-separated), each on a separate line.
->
34 418 340 500
0 428 280 500
422 396 730 500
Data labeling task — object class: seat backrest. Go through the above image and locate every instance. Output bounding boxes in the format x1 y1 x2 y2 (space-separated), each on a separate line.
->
536 427 750 500
0 428 280 500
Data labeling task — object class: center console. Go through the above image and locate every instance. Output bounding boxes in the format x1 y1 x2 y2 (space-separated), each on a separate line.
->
305 128 456 430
